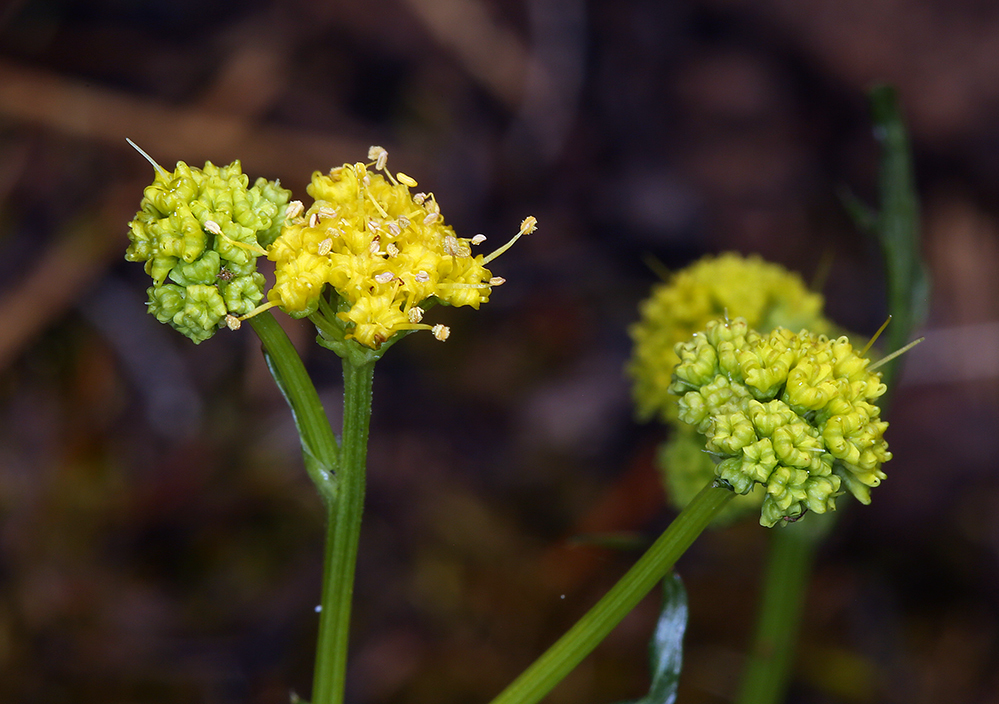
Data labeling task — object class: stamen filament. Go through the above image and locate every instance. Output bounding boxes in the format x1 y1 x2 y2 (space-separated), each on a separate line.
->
436 282 492 289
126 138 170 180
365 190 390 219
869 337 924 371
238 300 280 321
218 230 268 257
861 315 893 356
482 216 536 265
483 233 523 265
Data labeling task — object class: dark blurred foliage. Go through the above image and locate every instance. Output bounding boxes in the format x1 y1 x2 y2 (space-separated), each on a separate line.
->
1 0 998 703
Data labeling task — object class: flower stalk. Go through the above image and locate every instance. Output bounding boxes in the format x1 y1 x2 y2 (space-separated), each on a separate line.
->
488 481 734 704
248 311 338 502
312 356 375 704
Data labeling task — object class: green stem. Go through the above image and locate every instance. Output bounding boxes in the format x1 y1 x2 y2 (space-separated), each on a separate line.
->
735 512 832 704
311 357 376 704
248 311 338 503
489 481 734 704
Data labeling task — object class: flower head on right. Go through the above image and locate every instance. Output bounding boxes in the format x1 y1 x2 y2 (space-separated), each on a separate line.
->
670 317 891 526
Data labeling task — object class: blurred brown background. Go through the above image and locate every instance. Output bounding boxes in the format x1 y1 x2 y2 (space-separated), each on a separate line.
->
1 0 998 702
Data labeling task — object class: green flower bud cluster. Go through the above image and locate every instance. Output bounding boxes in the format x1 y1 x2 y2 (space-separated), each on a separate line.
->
670 317 891 527
126 158 291 343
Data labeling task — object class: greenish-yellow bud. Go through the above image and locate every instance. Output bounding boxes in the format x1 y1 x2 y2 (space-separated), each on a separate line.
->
126 149 291 344
669 317 891 527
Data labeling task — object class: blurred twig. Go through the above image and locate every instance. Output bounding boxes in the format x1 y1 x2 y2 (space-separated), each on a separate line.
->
0 181 134 371
0 58 373 181
402 0 532 107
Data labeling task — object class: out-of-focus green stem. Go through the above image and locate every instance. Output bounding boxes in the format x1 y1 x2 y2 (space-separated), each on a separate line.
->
311 357 375 704
870 85 929 391
735 513 832 704
488 481 734 704
738 86 926 704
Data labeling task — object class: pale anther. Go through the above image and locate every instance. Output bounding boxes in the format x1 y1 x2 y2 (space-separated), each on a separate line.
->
471 234 487 245
204 220 222 236
415 271 430 282
413 192 427 205
386 221 401 237
443 235 461 256
408 306 425 323
489 277 506 286
368 146 388 171
309 212 321 228
432 324 450 341
386 243 399 257
397 172 418 188
374 272 394 284
423 212 439 225
519 215 538 235
286 201 304 220
225 314 241 331
317 238 333 256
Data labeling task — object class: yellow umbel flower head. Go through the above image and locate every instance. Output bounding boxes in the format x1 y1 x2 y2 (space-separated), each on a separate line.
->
266 146 535 350
670 317 891 526
629 253 832 424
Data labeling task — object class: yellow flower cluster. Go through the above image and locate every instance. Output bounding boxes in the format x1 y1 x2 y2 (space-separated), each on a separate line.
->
267 147 535 349
670 317 891 526
629 253 832 424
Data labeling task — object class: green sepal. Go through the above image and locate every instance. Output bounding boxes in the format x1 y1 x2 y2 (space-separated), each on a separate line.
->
146 283 226 344
310 291 403 366
147 284 186 324
179 284 227 343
